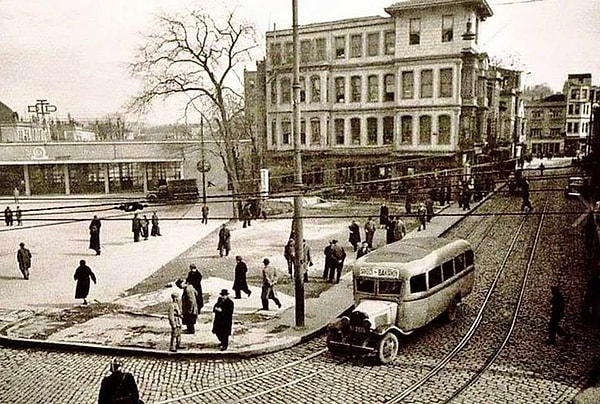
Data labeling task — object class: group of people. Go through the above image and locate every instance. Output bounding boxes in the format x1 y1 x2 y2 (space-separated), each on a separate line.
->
4 205 22 226
131 212 162 242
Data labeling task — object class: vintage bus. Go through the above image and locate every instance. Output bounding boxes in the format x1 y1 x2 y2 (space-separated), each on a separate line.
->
327 237 474 364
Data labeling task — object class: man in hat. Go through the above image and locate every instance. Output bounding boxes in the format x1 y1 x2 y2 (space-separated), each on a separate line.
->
261 258 282 310
217 223 231 257
168 292 183 352
16 242 32 280
329 240 346 284
232 256 251 299
175 278 198 334
212 289 235 351
98 358 140 404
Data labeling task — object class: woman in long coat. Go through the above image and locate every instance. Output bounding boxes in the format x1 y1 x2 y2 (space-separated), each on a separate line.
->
89 215 101 255
212 289 234 351
185 264 204 312
74 259 96 305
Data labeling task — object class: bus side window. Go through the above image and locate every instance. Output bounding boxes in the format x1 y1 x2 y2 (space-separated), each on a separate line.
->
442 260 454 280
410 273 427 293
357 278 375 293
455 254 465 273
465 250 474 267
428 266 443 288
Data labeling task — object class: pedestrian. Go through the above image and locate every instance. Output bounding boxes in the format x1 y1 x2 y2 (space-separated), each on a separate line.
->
329 239 346 283
379 202 389 227
168 292 183 352
73 259 96 305
323 240 334 280
521 179 533 212
13 187 19 204
546 286 570 345
175 278 198 334
461 184 471 210
417 203 427 231
242 202 252 228
201 204 209 224
385 216 396 244
284 237 296 278
217 223 231 257
232 255 251 299
364 217 376 249
260 258 282 310
393 217 407 241
405 191 412 214
151 211 161 236
185 264 204 313
539 162 545 176
4 206 13 226
212 288 234 351
141 215 149 240
356 241 371 259
302 239 314 283
132 213 142 242
425 197 434 222
98 358 141 404
15 206 22 226
89 215 101 255
16 242 32 280
439 186 447 206
348 220 361 252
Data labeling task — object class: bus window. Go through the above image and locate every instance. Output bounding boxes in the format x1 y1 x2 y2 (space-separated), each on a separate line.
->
442 261 454 280
410 273 427 293
428 266 442 288
379 280 402 295
455 254 465 273
465 250 474 267
357 278 375 293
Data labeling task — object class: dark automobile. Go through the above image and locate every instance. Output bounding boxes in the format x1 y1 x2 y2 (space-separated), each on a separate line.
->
565 176 585 198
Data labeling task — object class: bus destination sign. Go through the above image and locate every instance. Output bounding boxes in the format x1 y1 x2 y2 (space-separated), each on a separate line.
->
359 267 400 278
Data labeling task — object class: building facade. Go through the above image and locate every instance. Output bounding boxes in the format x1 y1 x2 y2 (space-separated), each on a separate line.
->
524 94 566 157
562 73 598 156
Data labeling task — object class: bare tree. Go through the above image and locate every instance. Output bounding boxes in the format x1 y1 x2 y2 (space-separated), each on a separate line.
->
128 8 260 216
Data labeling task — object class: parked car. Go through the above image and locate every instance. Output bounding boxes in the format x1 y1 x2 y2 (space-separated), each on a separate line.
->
565 176 585 198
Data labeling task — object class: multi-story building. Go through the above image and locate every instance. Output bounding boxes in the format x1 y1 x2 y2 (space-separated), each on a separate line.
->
247 0 523 193
524 94 566 157
563 73 595 156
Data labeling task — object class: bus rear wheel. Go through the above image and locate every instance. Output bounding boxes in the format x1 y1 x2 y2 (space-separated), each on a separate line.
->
377 332 399 364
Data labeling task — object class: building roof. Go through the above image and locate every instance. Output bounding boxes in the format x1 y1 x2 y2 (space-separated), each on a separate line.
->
266 15 390 36
0 101 15 123
385 0 493 19
542 94 566 102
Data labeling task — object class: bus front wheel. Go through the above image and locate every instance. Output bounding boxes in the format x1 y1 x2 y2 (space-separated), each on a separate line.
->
377 332 399 364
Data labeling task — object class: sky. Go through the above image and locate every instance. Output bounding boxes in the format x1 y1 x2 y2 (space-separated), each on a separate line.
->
0 0 599 124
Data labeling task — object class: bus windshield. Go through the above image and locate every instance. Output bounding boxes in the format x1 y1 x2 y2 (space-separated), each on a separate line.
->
356 278 375 293
379 280 402 295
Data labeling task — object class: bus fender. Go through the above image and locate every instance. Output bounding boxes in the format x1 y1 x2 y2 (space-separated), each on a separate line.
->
374 324 412 337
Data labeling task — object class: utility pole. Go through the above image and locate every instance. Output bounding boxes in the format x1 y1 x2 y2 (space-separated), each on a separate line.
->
292 0 305 327
200 118 207 206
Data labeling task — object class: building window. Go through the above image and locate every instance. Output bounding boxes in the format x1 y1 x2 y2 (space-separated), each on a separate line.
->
530 128 542 137
442 15 454 42
310 118 321 145
271 120 277 146
367 117 378 145
549 109 562 118
419 115 431 144
383 116 394 145
350 118 361 145
550 128 561 137
315 38 326 61
368 75 379 102
282 120 291 145
401 116 412 144
384 31 395 55
335 36 346 58
270 80 277 105
335 118 345 145
270 43 282 66
367 32 379 56
384 74 395 102
311 75 321 103
281 77 291 103
570 88 580 100
402 71 414 99
284 42 293 64
351 34 362 58
574 122 580 133
439 68 453 98
420 70 433 98
409 18 421 45
582 88 589 100
335 77 346 103
299 76 306 102
567 122 573 133
300 119 306 144
351 76 362 103
438 115 451 144
300 40 311 63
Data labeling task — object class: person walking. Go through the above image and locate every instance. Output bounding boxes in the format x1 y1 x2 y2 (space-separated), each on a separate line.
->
323 240 334 280
302 239 313 283
74 259 96 305
232 256 251 299
393 217 407 242
260 258 282 310
185 264 204 314
348 220 361 252
4 206 13 226
201 204 209 224
168 292 183 352
175 278 198 334
141 215 150 240
329 240 346 283
151 211 161 236
132 213 142 242
13 187 19 204
15 206 22 226
242 202 252 228
405 191 412 215
539 162 545 176
379 202 389 227
364 217 376 249
217 224 231 257
417 203 427 231
425 197 434 222
521 179 533 212
16 242 32 280
212 289 234 351
385 216 397 244
284 238 296 278
356 242 371 259
98 358 141 404
546 286 570 345
89 215 102 256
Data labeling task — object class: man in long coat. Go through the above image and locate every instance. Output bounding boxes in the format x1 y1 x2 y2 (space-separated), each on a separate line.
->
98 358 140 404
348 220 361 252
74 259 96 305
261 258 282 310
175 278 198 334
217 224 231 257
168 292 183 352
232 256 251 299
132 213 142 242
329 240 346 283
379 203 389 226
89 215 101 255
17 242 32 280
283 238 296 277
185 264 204 313
364 217 376 249
151 211 161 236
212 289 235 351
